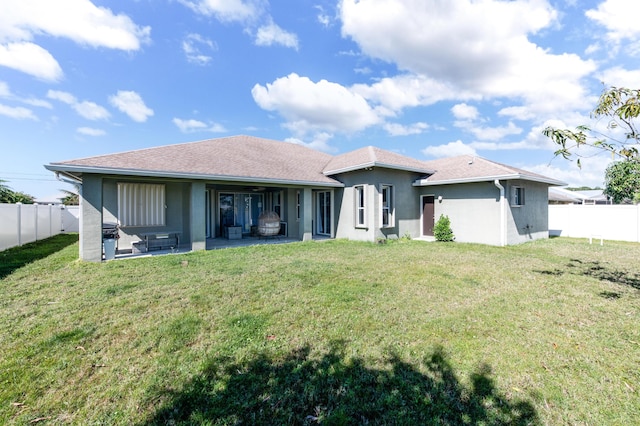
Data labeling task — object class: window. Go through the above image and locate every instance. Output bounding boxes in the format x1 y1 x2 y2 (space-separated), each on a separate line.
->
381 184 394 227
273 191 281 217
118 183 165 226
511 186 525 206
296 191 301 221
354 185 366 227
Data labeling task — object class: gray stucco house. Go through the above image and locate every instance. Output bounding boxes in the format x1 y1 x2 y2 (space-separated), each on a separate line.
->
45 135 565 261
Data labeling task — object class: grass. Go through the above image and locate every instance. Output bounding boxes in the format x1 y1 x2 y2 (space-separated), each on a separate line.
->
0 235 639 424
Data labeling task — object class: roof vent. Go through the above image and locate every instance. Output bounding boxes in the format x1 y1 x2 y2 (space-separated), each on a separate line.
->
468 157 475 165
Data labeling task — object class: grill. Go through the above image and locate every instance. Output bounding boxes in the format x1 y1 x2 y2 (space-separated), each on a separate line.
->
257 211 280 237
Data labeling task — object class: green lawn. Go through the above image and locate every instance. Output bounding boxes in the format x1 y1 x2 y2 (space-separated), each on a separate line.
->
1 235 638 425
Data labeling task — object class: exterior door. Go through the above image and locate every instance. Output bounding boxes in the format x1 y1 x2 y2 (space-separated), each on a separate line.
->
316 191 331 235
422 195 435 236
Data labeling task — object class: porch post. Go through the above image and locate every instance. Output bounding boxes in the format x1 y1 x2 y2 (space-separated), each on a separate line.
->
190 181 206 251
330 189 335 238
302 187 313 241
80 174 103 262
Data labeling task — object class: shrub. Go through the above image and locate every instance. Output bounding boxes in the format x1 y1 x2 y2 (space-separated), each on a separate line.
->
434 215 455 242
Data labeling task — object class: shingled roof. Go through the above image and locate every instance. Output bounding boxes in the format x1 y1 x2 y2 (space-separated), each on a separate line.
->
323 146 434 175
415 155 565 186
46 135 341 186
46 137 564 188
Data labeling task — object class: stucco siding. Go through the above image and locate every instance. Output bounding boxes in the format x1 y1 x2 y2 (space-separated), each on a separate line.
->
101 177 190 251
333 168 422 242
506 180 549 244
425 182 502 245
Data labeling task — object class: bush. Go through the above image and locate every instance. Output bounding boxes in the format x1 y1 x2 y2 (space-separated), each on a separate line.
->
434 215 455 242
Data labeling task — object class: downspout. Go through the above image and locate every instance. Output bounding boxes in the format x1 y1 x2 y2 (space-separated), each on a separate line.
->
494 180 506 246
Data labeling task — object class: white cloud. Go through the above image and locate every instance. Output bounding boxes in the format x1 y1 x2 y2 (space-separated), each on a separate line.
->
0 42 62 81
109 91 153 122
315 5 332 27
586 0 640 43
0 81 51 108
255 21 299 50
422 140 476 158
47 90 77 105
0 0 150 81
77 127 106 136
340 0 595 121
498 106 536 121
75 101 110 120
527 157 609 188
462 121 523 142
0 103 37 120
451 103 479 120
47 89 110 120
252 73 380 135
173 117 226 133
182 33 216 65
178 0 261 23
285 132 338 153
597 67 640 89
384 122 428 136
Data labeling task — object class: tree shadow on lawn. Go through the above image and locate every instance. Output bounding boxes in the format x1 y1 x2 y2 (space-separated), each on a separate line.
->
535 259 640 296
144 343 538 425
0 233 78 279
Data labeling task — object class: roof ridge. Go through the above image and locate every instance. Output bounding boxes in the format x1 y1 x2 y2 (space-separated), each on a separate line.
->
368 145 377 163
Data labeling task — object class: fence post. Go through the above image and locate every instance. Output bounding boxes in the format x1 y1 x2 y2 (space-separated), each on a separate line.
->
34 203 38 242
16 202 22 246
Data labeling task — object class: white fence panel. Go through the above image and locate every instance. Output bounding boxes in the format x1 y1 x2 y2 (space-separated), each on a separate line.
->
549 204 640 242
0 204 18 251
0 203 79 252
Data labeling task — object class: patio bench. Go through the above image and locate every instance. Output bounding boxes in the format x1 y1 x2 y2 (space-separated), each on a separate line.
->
141 231 181 251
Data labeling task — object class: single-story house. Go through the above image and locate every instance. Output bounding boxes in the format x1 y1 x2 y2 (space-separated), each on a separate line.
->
45 135 565 261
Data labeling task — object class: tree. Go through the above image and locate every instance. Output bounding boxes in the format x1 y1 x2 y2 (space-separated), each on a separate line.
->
59 189 79 205
434 214 455 242
0 180 35 204
543 86 640 166
603 160 640 204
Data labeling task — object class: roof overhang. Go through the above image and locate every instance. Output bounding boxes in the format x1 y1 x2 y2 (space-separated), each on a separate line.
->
45 164 345 188
413 173 567 187
324 161 434 176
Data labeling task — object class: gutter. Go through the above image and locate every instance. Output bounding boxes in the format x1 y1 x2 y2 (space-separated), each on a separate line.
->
44 164 344 188
413 173 567 187
494 179 506 246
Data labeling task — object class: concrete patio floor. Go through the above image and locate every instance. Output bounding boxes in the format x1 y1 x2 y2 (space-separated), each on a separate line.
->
111 235 304 260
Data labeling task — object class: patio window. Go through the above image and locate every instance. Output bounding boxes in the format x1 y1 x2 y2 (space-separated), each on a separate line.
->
381 184 394 227
273 191 281 217
118 183 165 227
511 186 525 206
354 185 366 227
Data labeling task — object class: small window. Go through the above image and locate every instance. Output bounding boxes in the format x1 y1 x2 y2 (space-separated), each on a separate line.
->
354 185 366 227
296 191 301 221
511 186 525 206
273 191 281 217
381 184 394 227
118 183 165 226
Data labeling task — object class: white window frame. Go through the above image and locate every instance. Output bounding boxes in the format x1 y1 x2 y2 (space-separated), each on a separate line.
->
511 186 525 207
118 183 166 227
380 184 395 228
354 185 367 228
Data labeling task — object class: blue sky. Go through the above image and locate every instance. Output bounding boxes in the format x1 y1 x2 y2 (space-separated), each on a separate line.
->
1 0 639 201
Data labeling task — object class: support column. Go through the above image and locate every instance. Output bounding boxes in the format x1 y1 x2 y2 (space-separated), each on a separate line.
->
330 189 336 238
190 181 206 251
302 187 313 241
80 175 103 261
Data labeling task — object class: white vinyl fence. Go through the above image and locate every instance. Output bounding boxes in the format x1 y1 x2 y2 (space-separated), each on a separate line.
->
549 204 640 243
0 203 79 252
